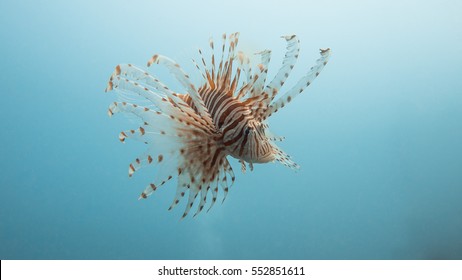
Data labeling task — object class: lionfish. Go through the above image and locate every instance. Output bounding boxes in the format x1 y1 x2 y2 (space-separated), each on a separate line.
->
104 33 331 218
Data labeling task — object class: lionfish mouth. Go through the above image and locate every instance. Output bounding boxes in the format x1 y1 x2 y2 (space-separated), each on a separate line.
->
104 32 331 218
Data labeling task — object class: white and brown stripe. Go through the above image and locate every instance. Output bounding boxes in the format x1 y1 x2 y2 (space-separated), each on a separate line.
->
104 32 331 218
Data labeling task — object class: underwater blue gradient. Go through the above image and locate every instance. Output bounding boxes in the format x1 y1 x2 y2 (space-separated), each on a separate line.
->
1 0 461 259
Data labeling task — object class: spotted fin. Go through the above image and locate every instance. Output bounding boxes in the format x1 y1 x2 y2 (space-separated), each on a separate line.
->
263 48 332 120
249 49 271 98
272 145 300 170
147 54 215 127
264 35 300 105
106 72 234 218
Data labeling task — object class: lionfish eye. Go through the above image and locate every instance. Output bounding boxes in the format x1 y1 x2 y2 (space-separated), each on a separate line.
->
244 127 251 135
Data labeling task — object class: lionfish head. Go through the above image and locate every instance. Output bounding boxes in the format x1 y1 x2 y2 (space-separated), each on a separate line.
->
223 118 275 164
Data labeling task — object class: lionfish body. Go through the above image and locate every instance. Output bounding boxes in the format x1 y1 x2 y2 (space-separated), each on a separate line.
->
105 33 331 218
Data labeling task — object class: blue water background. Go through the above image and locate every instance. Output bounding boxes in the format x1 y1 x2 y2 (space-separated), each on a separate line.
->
1 0 461 259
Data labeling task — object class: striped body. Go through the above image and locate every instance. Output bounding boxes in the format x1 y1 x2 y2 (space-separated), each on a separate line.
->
180 88 275 163
104 33 331 218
